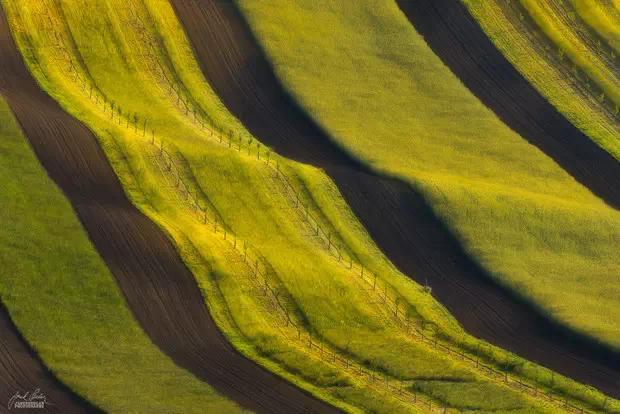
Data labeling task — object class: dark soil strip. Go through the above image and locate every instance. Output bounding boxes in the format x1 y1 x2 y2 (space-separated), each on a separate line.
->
0 301 98 413
396 0 620 210
170 0 620 398
0 7 339 414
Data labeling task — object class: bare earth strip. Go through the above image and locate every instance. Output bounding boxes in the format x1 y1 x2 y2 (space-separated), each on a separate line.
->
396 0 620 210
170 0 620 398
0 6 340 414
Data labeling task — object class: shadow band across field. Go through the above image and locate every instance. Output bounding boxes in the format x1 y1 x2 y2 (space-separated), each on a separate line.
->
396 0 620 210
170 0 620 398
0 6 340 414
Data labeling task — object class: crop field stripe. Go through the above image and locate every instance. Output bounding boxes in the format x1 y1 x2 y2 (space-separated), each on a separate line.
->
468 0 620 161
0 5 340 414
170 0 620 398
396 0 620 210
0 301 99 413
523 0 620 105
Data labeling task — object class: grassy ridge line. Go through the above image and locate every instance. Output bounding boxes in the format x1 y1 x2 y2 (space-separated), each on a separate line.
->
234 0 620 354
10 0 561 412
571 0 620 54
0 73 243 412
144 0 616 408
138 0 465 356
463 0 620 161
519 0 620 107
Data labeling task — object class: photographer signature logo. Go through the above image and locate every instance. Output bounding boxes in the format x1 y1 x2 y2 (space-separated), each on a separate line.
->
7 388 49 410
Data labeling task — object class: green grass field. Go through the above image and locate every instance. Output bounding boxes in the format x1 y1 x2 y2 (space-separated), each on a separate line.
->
0 94 244 413
464 0 620 160
2 0 596 411
234 0 620 357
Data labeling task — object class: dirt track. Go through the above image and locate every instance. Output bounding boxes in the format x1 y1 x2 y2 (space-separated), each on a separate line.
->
397 0 620 210
170 0 620 398
0 6 340 414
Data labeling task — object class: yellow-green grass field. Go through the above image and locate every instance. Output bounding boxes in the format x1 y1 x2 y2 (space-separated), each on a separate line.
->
234 0 620 358
2 0 586 411
465 0 620 160
519 0 620 107
0 94 244 413
571 0 620 54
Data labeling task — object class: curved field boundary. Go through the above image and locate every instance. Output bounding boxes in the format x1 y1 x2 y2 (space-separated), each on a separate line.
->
170 0 620 400
0 6 340 414
396 0 620 210
0 302 98 413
